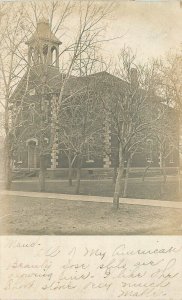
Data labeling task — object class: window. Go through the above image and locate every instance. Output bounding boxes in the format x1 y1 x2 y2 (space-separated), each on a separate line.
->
86 138 94 163
29 103 35 123
37 52 41 64
43 44 48 64
88 170 93 175
41 100 49 122
44 137 49 144
26 138 38 146
146 139 153 163
51 47 57 66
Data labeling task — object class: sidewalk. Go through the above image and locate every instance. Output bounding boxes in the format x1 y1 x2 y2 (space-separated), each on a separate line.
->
1 189 182 209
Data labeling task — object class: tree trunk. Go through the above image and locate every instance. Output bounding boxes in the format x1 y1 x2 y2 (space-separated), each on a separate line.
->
161 159 167 184
113 165 117 184
160 158 167 196
4 135 12 190
68 165 73 187
75 155 82 195
123 155 131 198
4 94 13 190
142 162 152 181
39 154 46 192
113 147 124 210
68 153 73 186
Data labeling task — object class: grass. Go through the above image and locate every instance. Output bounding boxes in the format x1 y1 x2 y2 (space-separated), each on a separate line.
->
4 177 182 201
0 194 182 235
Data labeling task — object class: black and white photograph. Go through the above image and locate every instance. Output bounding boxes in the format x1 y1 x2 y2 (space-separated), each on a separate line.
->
1 1 182 299
0 0 182 236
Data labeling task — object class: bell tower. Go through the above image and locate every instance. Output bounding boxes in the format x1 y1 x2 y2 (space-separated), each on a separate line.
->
26 18 62 68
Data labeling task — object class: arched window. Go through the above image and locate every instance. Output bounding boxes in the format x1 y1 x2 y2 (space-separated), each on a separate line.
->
51 47 57 66
37 52 41 64
43 44 48 64
29 103 35 123
26 138 38 169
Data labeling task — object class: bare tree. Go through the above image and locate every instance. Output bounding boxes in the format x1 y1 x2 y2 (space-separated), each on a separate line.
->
59 83 103 194
154 53 182 194
0 1 74 191
153 106 178 196
50 0 114 172
0 0 120 193
0 3 31 189
101 47 163 209
59 43 107 187
122 150 135 198
19 0 114 191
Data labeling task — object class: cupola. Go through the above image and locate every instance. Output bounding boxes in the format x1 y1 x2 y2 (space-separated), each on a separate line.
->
26 19 62 68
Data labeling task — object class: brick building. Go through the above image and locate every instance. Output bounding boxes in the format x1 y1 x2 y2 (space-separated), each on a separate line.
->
11 19 179 174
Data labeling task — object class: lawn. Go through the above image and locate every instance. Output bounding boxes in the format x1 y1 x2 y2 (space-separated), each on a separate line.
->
5 177 182 201
0 194 182 235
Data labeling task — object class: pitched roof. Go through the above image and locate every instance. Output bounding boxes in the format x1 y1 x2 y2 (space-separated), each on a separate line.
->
63 71 127 95
11 66 164 110
11 67 127 101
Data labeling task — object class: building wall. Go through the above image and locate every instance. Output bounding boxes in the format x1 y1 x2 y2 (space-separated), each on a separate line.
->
13 71 179 170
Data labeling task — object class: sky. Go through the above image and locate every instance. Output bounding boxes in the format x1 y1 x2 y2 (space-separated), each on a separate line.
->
86 0 182 61
0 0 182 112
1 0 182 62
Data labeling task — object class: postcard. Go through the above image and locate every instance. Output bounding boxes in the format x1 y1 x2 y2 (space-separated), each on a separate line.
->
0 0 182 299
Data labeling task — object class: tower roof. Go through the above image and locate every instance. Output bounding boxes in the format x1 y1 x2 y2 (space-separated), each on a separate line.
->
26 19 62 45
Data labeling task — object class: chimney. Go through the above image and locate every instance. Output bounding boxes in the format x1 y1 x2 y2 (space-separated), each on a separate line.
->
130 68 138 88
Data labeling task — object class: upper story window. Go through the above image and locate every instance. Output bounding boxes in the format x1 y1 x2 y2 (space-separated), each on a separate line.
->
41 100 49 122
51 46 57 67
37 52 41 64
29 103 35 123
43 44 48 64
86 137 95 163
